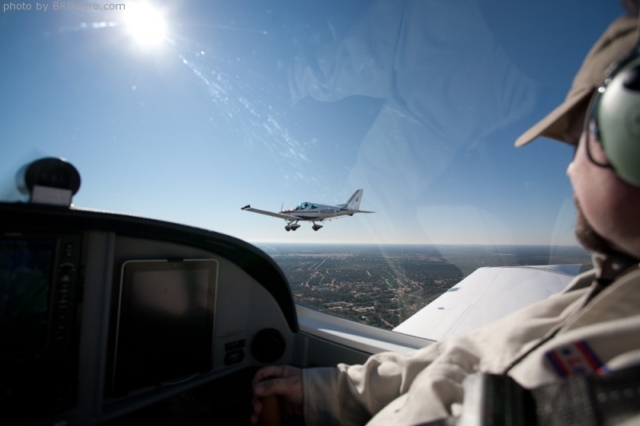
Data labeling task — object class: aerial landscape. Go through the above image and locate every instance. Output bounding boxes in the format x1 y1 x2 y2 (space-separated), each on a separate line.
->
257 244 592 330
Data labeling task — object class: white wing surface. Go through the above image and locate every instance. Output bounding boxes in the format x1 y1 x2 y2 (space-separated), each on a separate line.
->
393 264 582 341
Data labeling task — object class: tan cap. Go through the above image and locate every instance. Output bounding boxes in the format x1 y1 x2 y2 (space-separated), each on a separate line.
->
515 15 639 147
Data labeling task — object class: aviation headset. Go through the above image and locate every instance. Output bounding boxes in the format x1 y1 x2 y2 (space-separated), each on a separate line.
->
588 46 640 187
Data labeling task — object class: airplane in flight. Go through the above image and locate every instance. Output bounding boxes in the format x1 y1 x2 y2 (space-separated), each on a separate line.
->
241 189 374 231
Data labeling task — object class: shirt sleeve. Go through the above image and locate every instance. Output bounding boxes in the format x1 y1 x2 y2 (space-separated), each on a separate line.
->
302 339 473 425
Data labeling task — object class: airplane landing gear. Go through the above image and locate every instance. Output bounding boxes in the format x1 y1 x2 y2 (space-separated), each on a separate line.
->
312 223 323 231
285 223 301 231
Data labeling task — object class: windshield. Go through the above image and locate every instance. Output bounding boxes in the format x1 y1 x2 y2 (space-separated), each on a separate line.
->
1 0 619 332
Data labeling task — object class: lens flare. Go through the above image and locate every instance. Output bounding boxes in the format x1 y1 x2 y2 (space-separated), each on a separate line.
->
124 2 167 47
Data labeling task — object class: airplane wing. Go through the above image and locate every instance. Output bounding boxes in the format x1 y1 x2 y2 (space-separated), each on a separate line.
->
241 205 300 221
393 264 582 341
341 209 375 214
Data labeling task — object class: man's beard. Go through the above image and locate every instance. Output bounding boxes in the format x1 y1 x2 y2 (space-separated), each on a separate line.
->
574 196 612 254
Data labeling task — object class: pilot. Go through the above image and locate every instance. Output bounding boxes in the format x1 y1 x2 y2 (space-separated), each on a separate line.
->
251 9 640 426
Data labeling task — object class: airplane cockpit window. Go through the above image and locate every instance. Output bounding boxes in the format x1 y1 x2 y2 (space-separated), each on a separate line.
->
0 1 625 423
294 203 308 210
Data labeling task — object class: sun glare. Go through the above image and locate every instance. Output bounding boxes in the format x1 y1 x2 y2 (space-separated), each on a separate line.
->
124 2 167 47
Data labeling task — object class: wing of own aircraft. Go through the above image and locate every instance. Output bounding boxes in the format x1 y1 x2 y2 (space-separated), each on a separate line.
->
241 189 374 231
393 264 582 341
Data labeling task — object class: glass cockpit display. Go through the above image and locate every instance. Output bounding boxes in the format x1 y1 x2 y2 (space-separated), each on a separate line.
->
0 238 55 352
113 259 218 394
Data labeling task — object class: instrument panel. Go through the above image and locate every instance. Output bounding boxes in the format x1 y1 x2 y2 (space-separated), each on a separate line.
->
0 202 298 425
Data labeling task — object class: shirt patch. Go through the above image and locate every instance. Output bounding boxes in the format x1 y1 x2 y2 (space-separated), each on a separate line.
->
545 340 609 378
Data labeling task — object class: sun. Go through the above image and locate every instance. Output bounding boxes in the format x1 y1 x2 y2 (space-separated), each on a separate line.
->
124 2 167 47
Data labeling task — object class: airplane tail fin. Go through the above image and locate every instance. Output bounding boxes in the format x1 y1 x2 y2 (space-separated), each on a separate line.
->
344 189 364 210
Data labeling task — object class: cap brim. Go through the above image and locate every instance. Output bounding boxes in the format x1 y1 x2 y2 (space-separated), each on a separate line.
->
515 15 638 147
514 88 592 147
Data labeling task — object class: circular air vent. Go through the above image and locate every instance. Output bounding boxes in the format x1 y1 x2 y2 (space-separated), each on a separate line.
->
251 328 286 363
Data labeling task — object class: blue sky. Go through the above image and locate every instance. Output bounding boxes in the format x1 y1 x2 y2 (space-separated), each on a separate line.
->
0 0 624 245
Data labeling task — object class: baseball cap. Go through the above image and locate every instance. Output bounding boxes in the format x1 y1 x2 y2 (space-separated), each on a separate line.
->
515 14 638 147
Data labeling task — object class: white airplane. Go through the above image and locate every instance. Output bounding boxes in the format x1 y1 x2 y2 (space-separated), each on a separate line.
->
241 189 374 231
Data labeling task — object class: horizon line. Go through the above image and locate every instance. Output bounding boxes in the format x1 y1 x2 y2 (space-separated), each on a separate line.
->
249 241 586 248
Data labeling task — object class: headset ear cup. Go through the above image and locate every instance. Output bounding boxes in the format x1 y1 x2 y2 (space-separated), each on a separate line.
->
622 64 640 90
596 56 640 187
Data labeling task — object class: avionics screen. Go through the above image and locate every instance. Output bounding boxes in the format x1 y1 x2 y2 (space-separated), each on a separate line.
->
113 259 217 394
0 238 55 352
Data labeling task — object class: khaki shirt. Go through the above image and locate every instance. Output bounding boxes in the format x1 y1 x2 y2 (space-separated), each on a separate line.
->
303 266 640 425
